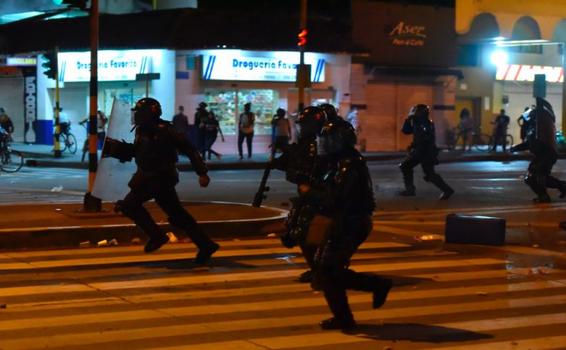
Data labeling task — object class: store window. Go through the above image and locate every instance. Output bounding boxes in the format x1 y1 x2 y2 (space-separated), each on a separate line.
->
204 88 278 135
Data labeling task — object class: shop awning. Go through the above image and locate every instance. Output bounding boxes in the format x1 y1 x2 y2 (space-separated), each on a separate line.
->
0 8 356 55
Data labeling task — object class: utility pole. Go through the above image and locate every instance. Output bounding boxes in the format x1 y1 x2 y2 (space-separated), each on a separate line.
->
52 46 62 158
83 0 101 212
297 0 308 113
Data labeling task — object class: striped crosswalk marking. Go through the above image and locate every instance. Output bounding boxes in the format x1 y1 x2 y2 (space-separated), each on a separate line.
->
1 237 566 349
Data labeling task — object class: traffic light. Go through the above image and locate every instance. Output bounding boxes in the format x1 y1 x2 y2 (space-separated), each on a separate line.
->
42 50 58 80
297 29 308 47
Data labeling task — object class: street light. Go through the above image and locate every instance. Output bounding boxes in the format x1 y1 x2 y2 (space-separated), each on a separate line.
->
490 50 509 66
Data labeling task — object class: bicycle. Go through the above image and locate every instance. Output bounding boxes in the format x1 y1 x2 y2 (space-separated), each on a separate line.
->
446 128 491 152
0 136 23 173
488 133 514 152
59 122 78 154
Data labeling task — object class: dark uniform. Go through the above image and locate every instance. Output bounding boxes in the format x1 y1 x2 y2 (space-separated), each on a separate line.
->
102 98 219 264
305 119 392 330
275 106 327 283
399 104 454 200
511 97 566 203
194 102 209 155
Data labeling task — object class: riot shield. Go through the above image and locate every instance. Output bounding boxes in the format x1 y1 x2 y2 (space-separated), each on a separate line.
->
92 98 136 201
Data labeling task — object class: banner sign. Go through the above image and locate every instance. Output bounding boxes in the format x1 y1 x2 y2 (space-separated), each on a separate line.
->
496 64 563 83
201 51 325 82
57 50 164 82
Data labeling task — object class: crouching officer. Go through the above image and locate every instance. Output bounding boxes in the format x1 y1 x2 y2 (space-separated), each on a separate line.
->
275 106 328 283
511 97 566 203
399 104 454 200
102 97 219 264
301 117 393 330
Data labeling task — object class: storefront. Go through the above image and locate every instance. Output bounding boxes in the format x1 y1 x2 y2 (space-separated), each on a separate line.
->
350 0 458 151
175 49 351 155
0 58 37 144
34 49 175 145
455 1 566 141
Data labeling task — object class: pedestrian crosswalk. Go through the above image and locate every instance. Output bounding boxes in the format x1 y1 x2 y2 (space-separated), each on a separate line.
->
1 236 566 349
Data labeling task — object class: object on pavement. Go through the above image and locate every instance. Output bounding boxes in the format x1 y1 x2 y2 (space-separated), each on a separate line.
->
445 214 506 246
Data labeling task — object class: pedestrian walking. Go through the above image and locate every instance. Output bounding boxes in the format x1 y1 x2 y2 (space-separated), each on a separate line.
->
202 111 224 160
270 108 291 158
238 102 255 159
398 104 454 200
511 97 566 203
102 97 220 264
491 109 510 152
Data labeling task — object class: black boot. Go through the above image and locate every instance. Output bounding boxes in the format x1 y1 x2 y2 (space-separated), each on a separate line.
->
429 174 454 200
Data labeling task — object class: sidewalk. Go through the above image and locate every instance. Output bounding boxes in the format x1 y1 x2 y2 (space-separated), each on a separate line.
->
0 201 288 250
11 142 542 170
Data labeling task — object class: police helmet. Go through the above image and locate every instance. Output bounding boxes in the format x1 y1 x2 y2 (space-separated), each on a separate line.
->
198 102 207 109
318 119 357 156
319 103 338 121
296 106 326 139
276 108 286 117
132 98 162 127
409 104 430 119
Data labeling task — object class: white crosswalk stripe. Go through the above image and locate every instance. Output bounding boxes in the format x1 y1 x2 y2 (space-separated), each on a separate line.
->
0 237 565 349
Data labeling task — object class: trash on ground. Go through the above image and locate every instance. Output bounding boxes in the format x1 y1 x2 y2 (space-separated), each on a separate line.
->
54 208 62 212
476 291 488 296
97 239 109 247
267 233 277 238
131 237 141 245
109 239 119 246
414 234 443 241
79 241 91 247
50 186 64 192
166 232 178 243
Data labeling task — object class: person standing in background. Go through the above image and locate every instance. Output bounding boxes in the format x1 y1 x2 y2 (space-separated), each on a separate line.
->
172 105 189 138
238 102 255 159
271 108 291 158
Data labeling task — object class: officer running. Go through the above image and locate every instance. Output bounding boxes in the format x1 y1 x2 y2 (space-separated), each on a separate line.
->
275 106 328 283
102 97 220 264
299 111 392 330
398 104 454 200
511 97 566 203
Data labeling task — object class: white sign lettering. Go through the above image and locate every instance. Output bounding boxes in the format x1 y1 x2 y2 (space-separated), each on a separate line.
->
58 50 164 82
202 51 325 82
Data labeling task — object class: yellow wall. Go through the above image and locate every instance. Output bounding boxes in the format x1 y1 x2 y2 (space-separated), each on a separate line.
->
456 0 566 38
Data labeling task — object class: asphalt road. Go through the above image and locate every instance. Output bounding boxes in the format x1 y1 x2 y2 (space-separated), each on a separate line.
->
2 160 566 349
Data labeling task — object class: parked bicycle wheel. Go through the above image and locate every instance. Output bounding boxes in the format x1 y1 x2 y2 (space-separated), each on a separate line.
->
59 133 69 153
66 133 78 154
0 149 23 172
505 134 514 148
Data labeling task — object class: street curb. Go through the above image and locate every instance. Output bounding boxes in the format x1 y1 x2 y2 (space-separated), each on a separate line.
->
21 152 553 171
0 204 288 251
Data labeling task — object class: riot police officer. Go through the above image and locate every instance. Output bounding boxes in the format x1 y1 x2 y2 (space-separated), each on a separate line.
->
399 104 454 200
275 106 328 283
301 116 392 330
102 97 220 264
511 97 566 203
